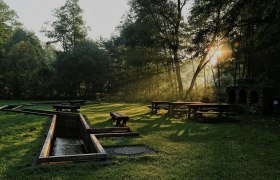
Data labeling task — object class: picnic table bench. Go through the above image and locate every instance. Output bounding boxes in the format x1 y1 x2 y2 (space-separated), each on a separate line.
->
68 100 86 105
110 112 129 126
53 104 80 112
150 101 169 113
187 103 234 119
168 101 202 115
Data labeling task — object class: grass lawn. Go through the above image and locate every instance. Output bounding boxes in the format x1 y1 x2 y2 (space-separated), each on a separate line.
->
0 101 280 179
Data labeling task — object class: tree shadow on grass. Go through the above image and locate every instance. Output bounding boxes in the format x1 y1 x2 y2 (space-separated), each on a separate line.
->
133 114 185 136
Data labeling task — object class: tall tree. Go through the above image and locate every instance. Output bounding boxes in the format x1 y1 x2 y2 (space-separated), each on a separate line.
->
3 28 46 98
0 0 18 56
43 0 88 52
54 40 111 99
184 0 245 98
129 0 188 98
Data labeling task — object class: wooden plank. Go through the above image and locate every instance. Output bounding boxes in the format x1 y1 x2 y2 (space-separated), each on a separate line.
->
38 153 107 164
110 112 129 118
32 101 68 105
68 100 86 105
21 108 56 115
53 105 80 108
0 105 8 110
53 104 80 112
110 112 121 118
195 111 235 115
11 105 23 110
88 127 131 134
196 111 221 114
22 108 79 116
90 134 106 154
151 101 169 103
173 109 188 112
19 110 53 117
79 114 92 131
95 132 140 138
39 115 57 158
2 109 52 116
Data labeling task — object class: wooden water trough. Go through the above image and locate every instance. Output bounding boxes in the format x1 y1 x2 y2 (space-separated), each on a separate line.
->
38 114 107 164
0 104 140 164
38 113 140 164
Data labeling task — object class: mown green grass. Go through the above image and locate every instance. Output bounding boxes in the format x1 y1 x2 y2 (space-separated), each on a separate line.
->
0 102 280 179
0 111 50 179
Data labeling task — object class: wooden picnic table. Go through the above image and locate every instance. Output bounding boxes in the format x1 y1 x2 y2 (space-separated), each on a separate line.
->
187 103 234 119
53 104 80 112
168 101 202 115
150 101 169 113
68 100 86 105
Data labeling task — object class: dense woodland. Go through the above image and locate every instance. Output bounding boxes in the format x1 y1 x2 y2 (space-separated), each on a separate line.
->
0 0 279 101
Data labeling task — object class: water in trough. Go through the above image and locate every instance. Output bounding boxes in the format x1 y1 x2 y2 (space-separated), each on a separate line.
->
52 137 86 156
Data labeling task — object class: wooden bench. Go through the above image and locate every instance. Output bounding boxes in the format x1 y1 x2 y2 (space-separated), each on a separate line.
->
147 105 168 112
173 109 188 114
53 105 80 112
147 105 160 110
110 112 129 126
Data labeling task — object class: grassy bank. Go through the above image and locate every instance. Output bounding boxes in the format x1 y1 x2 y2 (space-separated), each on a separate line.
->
0 102 280 179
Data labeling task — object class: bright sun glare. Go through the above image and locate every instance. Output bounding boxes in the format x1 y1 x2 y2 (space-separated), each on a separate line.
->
210 49 223 65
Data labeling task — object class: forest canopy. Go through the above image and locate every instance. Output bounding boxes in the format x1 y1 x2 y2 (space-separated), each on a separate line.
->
0 0 279 101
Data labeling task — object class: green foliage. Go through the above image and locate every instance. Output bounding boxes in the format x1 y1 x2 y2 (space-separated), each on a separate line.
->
43 0 88 52
0 0 112 100
1 28 52 98
0 0 18 56
53 40 112 98
213 0 280 87
128 0 189 96
1 0 280 101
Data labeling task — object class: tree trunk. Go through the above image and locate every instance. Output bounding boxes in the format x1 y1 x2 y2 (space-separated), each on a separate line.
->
217 59 221 97
192 59 198 91
167 64 175 96
234 57 238 86
211 64 217 87
173 50 183 98
185 66 201 99
185 53 211 99
203 67 207 90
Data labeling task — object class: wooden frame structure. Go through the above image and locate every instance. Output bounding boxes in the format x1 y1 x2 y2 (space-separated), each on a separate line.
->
38 115 107 164
1 103 140 165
